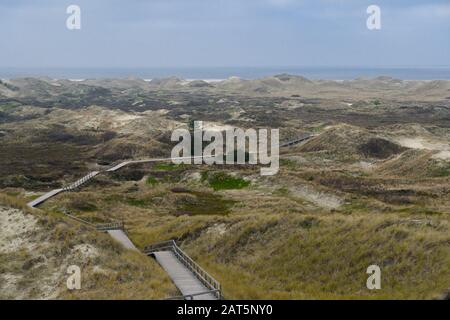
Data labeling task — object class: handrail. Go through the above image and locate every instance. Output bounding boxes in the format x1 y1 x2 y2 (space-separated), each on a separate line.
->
173 246 221 295
144 240 222 299
144 240 176 252
96 221 124 231
166 289 221 300
28 154 260 208
280 134 314 147
63 213 97 228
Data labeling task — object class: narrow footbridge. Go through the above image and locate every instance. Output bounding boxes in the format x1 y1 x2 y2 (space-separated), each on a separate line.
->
26 135 312 209
27 188 64 208
64 218 220 299
63 171 100 192
145 240 221 300
96 222 138 251
280 134 315 148
27 156 211 208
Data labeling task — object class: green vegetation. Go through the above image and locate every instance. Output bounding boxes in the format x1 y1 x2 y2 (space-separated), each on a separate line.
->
176 191 235 216
2 77 450 300
429 163 450 177
126 198 150 207
146 176 159 186
280 158 298 170
0 102 20 111
372 99 382 106
202 171 250 191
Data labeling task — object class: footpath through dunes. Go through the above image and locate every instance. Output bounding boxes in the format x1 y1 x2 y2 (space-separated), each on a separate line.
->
107 229 138 251
26 156 227 300
26 134 315 209
145 240 221 300
62 215 222 300
24 137 314 300
27 188 64 208
26 156 199 208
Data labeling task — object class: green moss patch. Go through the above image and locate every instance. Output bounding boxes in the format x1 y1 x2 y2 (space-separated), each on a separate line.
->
175 190 235 216
202 172 250 191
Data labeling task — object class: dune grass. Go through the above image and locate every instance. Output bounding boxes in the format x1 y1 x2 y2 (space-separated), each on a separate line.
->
0 193 41 215
182 213 450 299
0 193 177 300
20 163 449 300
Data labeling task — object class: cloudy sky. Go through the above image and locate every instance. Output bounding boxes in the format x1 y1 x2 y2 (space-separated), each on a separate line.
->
1 0 449 68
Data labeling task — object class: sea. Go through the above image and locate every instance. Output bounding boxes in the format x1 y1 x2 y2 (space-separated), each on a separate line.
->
1 67 450 81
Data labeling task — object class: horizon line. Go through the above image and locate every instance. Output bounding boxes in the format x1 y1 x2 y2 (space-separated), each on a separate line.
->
1 65 450 70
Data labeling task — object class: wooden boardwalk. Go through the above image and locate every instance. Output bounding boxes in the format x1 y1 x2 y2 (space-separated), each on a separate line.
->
153 251 217 300
145 240 222 300
25 141 316 299
27 156 215 208
280 134 314 147
63 171 100 191
27 188 64 208
25 156 223 300
107 229 138 251
26 138 312 209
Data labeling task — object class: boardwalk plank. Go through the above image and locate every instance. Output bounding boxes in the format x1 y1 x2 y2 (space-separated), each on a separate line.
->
153 251 217 300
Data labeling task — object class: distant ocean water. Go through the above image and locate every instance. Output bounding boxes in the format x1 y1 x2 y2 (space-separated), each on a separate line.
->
1 67 450 80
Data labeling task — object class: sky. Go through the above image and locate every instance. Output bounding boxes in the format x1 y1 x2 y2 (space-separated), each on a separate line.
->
0 0 450 68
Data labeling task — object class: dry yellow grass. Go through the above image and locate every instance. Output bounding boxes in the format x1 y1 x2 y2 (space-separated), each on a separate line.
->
0 193 177 299
0 193 41 215
10 150 450 300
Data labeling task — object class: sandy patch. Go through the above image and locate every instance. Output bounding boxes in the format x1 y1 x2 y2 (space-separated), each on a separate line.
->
0 206 38 254
359 161 374 170
432 151 450 160
288 186 342 210
114 114 142 123
186 172 202 182
206 223 227 237
72 244 99 260
395 137 449 152
0 205 104 299
0 273 24 300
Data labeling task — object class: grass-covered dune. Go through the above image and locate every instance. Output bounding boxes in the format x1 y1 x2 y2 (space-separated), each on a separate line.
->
130 211 449 299
0 193 176 299
30 162 449 300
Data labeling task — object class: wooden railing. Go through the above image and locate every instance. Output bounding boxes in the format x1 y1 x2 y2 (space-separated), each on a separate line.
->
64 214 96 228
145 240 222 299
280 134 314 147
63 171 99 191
166 289 222 300
96 221 124 231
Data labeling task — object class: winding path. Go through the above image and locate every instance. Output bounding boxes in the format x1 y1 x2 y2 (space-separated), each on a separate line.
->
26 134 314 209
25 134 314 299
26 156 206 208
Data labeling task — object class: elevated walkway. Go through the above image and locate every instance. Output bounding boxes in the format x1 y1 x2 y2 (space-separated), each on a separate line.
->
145 240 222 300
